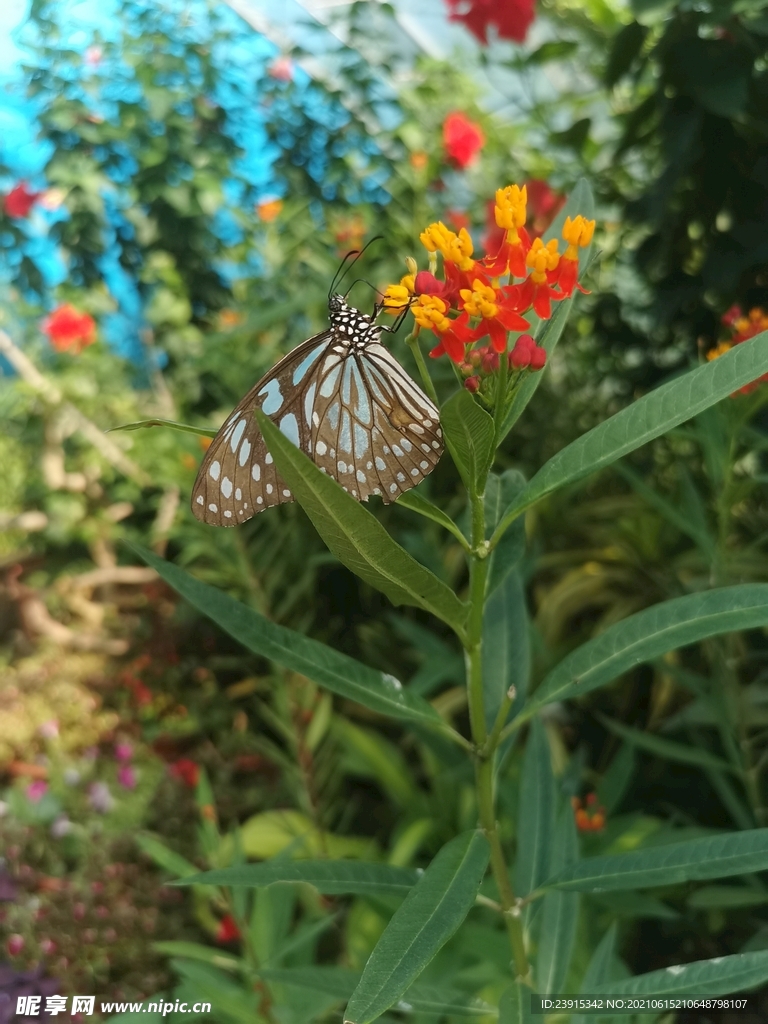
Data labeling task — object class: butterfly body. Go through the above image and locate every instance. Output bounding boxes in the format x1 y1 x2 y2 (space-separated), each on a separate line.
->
192 296 443 526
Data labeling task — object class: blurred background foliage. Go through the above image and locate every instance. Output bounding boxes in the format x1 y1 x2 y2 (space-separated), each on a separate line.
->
1 0 768 1019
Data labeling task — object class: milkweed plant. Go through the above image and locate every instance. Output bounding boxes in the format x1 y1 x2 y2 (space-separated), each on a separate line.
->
132 178 768 1022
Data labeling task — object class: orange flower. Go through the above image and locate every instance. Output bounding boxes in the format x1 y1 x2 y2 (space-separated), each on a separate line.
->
555 215 595 297
483 185 530 278
572 794 606 832
516 237 562 319
257 198 283 222
410 151 428 170
42 304 97 353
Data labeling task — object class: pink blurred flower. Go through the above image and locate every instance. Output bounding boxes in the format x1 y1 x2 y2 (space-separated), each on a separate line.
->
84 46 103 67
38 719 59 739
117 765 137 790
268 56 294 82
88 781 115 813
26 780 49 802
114 742 133 762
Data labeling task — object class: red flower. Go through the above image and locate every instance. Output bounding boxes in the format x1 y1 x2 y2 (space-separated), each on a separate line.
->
169 759 199 788
42 304 97 353
443 112 485 169
446 209 471 232
572 794 606 832
4 183 39 218
525 179 565 237
216 914 241 943
268 56 294 82
444 0 536 45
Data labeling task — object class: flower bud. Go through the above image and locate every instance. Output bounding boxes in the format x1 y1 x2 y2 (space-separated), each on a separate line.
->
464 376 480 393
530 345 547 370
405 256 418 276
459 362 474 377
7 934 24 956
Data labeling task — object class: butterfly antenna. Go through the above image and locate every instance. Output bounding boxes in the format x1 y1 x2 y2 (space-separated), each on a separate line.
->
329 236 383 300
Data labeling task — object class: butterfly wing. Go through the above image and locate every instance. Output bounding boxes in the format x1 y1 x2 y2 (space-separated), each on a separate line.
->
310 340 443 502
191 332 332 526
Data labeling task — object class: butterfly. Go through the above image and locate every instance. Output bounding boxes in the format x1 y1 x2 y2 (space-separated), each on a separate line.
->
191 290 443 527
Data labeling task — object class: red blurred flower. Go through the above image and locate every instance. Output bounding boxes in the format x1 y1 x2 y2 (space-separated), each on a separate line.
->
216 914 241 943
4 183 39 218
525 179 565 237
42 304 97 353
169 759 199 789
443 112 485 169
445 0 536 45
446 209 471 232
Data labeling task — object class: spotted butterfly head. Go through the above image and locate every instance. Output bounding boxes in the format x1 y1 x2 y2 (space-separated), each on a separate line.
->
328 293 378 344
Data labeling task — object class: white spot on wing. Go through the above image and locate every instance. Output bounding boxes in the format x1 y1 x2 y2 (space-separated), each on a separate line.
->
230 419 246 453
221 477 233 498
209 461 221 481
208 503 218 513
252 464 261 481
238 438 251 467
196 495 204 505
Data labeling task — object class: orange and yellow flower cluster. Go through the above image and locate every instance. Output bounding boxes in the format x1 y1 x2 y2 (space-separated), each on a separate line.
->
571 793 606 832
708 306 768 395
383 184 594 374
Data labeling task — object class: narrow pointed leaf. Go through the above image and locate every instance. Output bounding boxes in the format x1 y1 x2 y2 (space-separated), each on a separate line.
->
257 968 495 1017
571 924 618 1024
518 585 768 722
687 885 768 910
593 950 768 997
396 490 470 549
440 388 496 491
492 332 768 546
499 983 534 1024
537 805 579 995
256 411 467 636
107 418 218 438
485 470 527 597
597 713 734 774
541 828 768 893
515 719 556 898
177 860 419 896
501 178 596 438
344 831 490 1024
131 545 444 728
482 569 529 729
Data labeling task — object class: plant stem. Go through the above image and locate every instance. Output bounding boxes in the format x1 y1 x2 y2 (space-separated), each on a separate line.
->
465 488 530 980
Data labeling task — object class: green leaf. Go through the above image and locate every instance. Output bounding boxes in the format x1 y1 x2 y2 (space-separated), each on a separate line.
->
106 418 217 439
171 959 260 1024
537 805 579 995
151 940 242 972
499 983 533 1024
344 831 490 1024
605 22 648 86
135 833 199 878
596 713 735 774
593 950 768 997
130 545 444 729
440 388 495 492
257 967 494 1017
482 570 529 730
178 860 419 896
518 585 768 721
688 886 768 910
541 828 768 893
571 924 618 1024
396 490 470 550
515 719 556 899
485 470 527 597
256 411 468 637
501 179 596 438
615 462 714 554
492 332 768 546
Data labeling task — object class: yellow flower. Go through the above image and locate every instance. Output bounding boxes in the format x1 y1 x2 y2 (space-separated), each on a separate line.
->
412 294 451 333
707 340 732 361
494 184 527 231
419 222 475 271
460 280 498 319
382 275 415 312
526 237 560 283
561 215 595 260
